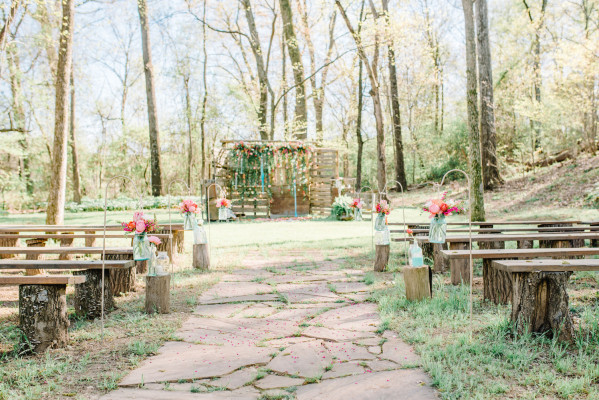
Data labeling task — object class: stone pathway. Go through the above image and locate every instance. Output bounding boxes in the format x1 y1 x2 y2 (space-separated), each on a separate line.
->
102 251 438 399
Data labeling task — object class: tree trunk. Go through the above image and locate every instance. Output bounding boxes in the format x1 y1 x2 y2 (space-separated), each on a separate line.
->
105 254 136 296
46 0 74 226
138 0 163 196
25 238 46 276
356 56 364 190
19 284 69 353
74 269 114 320
0 0 20 52
145 274 170 314
511 271 574 342
279 0 307 139
461 0 485 221
476 0 502 190
184 75 193 188
200 0 208 180
382 0 407 191
193 244 210 270
69 70 82 203
374 244 390 272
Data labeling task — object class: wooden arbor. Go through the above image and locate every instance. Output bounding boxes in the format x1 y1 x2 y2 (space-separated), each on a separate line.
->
213 141 339 218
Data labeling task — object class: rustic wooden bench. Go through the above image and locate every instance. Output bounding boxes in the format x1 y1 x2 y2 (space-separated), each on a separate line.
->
0 275 86 353
390 226 597 234
0 260 134 319
491 259 599 342
441 248 599 304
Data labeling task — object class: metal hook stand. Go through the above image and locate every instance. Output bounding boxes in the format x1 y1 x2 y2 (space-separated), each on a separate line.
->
166 179 196 291
438 169 474 336
205 183 224 264
381 181 408 268
100 175 143 340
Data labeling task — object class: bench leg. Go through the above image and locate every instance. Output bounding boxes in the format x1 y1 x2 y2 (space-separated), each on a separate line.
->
432 243 448 273
482 240 511 305
74 269 114 319
511 271 574 342
85 231 96 248
25 238 47 276
19 284 69 353
104 254 136 296
374 245 390 272
58 232 75 260
0 231 19 259
449 242 470 285
193 244 210 270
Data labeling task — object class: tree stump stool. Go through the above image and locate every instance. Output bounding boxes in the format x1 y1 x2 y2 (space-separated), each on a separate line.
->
404 266 432 301
173 230 185 254
25 238 47 276
432 243 448 273
19 284 70 353
85 231 96 248
136 260 148 274
145 274 170 314
511 271 574 342
104 254 136 296
449 242 470 285
58 232 75 260
374 245 390 272
480 225 511 305
74 269 114 319
538 223 581 251
193 244 210 270
517 239 534 251
0 231 19 259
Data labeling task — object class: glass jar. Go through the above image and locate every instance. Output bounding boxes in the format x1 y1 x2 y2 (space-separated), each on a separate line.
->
375 227 390 245
193 224 208 244
219 207 228 221
183 212 196 231
155 251 170 275
133 233 151 261
409 240 424 267
148 244 158 276
374 213 387 231
354 208 362 222
429 214 447 244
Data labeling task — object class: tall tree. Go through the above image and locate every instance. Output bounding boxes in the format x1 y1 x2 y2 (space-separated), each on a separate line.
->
476 0 502 190
46 0 75 225
199 0 208 180
381 0 407 191
279 0 308 139
137 0 162 196
461 0 485 221
355 0 366 190
69 70 82 203
0 0 20 52
337 0 387 193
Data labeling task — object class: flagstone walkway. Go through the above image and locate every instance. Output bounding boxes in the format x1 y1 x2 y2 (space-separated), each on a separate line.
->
102 251 438 399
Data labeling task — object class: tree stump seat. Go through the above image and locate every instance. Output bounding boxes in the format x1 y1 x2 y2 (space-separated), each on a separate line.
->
0 275 86 353
145 274 170 314
193 244 210 270
403 265 432 301
374 245 390 272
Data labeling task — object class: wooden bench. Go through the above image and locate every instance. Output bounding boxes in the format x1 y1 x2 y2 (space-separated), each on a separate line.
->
390 226 598 234
0 260 134 319
0 275 86 353
491 259 599 342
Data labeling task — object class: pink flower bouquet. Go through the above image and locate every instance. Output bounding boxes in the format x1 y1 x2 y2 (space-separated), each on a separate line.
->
148 235 161 246
122 212 158 234
375 200 390 215
350 199 364 209
179 199 199 214
216 198 231 209
423 191 464 218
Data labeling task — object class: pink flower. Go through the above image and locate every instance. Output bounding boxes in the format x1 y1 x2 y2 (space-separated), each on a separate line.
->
429 203 440 214
135 220 146 233
148 236 161 246
133 211 145 221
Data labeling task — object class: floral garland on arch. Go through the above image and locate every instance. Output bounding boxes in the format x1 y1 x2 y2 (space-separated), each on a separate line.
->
228 142 312 200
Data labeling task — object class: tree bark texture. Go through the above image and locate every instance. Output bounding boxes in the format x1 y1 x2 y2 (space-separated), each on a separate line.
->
0 231 19 259
449 242 470 285
138 0 163 196
538 223 583 251
58 231 74 261
475 0 502 190
511 271 574 342
19 283 69 353
0 0 20 52
104 253 136 296
461 0 485 221
46 0 74 225
404 266 432 301
69 70 82 203
480 226 510 304
145 274 170 314
279 0 307 139
193 244 210 270
24 238 46 276
74 269 114 320
433 243 448 273
374 244 390 272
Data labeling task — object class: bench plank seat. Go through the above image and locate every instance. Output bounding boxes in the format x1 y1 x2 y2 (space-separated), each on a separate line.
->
0 275 86 285
0 260 134 269
0 247 133 255
391 226 598 234
441 247 599 259
0 224 184 232
389 220 584 226
0 233 171 239
492 259 599 273
391 232 599 243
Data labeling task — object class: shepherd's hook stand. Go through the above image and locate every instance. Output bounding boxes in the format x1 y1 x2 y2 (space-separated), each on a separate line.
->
167 179 196 291
205 183 224 264
382 181 408 268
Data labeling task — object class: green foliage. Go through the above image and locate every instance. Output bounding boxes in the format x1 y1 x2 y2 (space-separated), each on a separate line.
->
35 195 203 213
331 195 353 220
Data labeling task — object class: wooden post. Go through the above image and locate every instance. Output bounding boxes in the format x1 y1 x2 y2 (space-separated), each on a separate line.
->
25 238 46 276
136 260 148 274
193 244 210 270
511 271 574 342
449 242 470 285
432 243 448 273
85 231 96 247
0 231 19 259
480 225 510 305
403 266 432 301
591 222 598 248
73 269 114 319
19 284 69 353
58 232 75 260
104 254 136 296
145 274 170 314
174 230 185 254
374 245 390 272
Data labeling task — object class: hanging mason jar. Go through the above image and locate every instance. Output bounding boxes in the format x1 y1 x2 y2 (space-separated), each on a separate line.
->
374 214 387 231
219 207 228 221
133 233 151 261
354 208 363 222
155 252 170 275
428 214 447 244
193 224 208 244
375 227 390 245
183 212 196 231
148 245 158 276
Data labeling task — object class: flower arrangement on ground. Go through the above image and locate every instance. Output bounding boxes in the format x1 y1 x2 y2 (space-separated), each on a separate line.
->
216 197 232 221
332 195 354 221
351 198 364 221
423 192 464 243
122 212 158 261
180 199 200 230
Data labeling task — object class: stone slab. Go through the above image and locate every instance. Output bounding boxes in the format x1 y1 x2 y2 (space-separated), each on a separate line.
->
254 374 305 389
302 326 376 342
101 387 260 399
266 339 332 378
322 361 366 379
